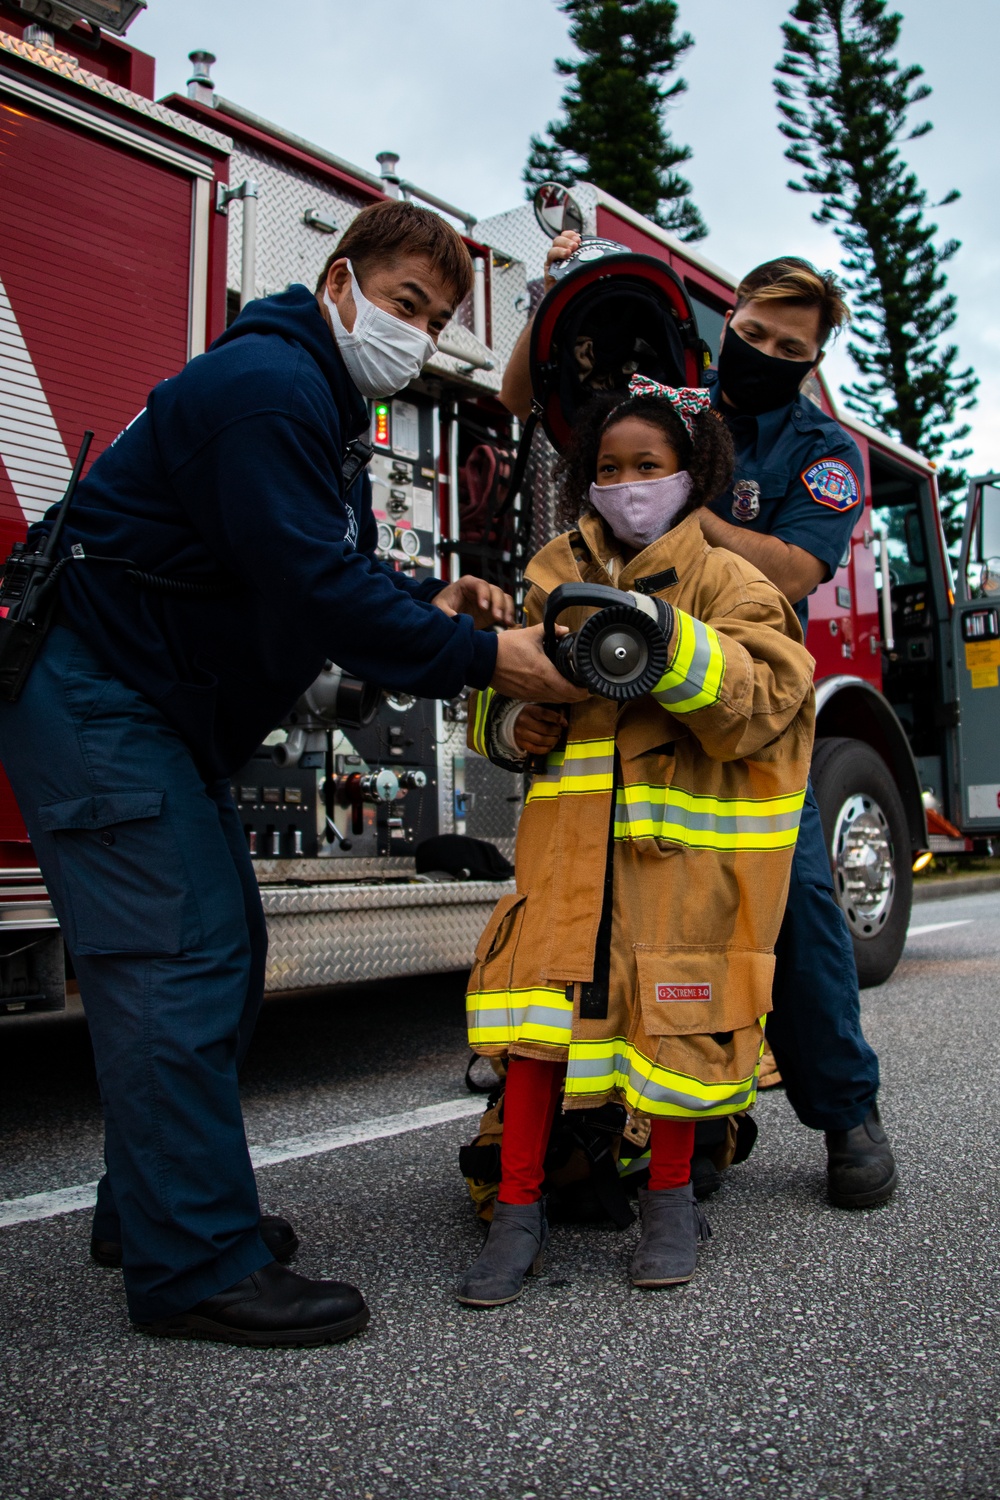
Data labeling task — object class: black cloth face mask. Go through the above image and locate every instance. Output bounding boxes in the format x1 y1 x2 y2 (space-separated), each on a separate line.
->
717 323 816 415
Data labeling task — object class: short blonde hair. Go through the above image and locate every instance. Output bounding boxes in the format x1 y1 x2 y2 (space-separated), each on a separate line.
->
736 257 849 345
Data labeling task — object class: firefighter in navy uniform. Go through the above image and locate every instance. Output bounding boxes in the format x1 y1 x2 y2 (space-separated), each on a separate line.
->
500 245 896 1209
697 257 895 1208
0 201 584 1348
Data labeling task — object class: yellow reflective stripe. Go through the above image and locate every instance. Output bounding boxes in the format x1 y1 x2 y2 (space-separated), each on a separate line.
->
563 1029 766 1119
528 772 614 801
466 986 574 1047
525 737 615 803
470 688 494 758
561 737 616 760
615 783 806 850
652 609 725 715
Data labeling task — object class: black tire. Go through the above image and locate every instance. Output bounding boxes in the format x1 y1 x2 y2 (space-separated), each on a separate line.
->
810 736 912 989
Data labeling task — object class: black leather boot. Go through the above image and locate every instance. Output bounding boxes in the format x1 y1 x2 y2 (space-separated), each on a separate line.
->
91 1213 299 1269
135 1260 369 1347
826 1104 898 1208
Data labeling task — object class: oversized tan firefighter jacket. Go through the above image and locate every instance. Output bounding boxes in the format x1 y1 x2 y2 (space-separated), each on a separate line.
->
466 509 816 1122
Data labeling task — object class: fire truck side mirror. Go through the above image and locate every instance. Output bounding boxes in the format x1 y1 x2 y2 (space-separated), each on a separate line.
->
533 182 585 240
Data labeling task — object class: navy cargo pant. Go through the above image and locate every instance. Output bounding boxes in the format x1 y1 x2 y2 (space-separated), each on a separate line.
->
765 782 880 1132
0 625 272 1322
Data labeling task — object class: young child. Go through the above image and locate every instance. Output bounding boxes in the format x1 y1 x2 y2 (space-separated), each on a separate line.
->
459 376 816 1305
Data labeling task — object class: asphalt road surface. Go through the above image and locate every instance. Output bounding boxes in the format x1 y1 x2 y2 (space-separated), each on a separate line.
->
1 888 999 1500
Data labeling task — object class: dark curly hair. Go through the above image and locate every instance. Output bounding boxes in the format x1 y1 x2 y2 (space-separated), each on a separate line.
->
555 392 734 533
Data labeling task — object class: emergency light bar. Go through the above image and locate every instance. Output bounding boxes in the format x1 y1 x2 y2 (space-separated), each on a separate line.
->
16 0 146 37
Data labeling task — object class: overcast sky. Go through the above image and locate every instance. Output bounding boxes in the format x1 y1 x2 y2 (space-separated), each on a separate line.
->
131 0 999 477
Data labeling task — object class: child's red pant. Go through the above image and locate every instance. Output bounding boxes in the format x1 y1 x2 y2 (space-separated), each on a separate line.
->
497 1055 695 1205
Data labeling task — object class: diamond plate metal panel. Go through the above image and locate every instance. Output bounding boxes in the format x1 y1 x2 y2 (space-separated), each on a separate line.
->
436 717 467 836
476 187 598 286
227 144 370 299
0 32 232 154
253 858 416 884
465 755 522 847
424 329 502 396
490 254 530 373
228 145 504 399
525 425 562 555
260 879 512 991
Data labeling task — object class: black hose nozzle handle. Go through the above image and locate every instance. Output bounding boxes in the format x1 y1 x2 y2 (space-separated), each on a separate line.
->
542 582 628 663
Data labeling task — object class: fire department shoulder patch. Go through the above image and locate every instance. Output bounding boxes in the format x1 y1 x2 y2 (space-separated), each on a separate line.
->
801 457 861 512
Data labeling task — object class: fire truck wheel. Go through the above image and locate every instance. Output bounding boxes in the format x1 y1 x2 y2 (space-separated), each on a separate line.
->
810 736 912 990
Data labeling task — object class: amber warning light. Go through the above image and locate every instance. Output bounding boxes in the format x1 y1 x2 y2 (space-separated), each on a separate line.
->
373 403 391 449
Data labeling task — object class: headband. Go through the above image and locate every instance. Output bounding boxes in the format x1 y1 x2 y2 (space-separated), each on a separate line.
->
627 374 712 439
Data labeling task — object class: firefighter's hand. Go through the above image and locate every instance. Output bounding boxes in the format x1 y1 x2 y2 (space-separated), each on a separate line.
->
544 230 582 289
490 625 588 703
433 575 516 628
513 704 568 755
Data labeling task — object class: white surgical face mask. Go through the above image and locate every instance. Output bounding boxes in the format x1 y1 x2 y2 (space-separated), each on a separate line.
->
323 260 437 399
588 470 694 551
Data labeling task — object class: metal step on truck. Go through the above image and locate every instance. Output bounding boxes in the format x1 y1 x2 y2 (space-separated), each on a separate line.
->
0 10 996 1018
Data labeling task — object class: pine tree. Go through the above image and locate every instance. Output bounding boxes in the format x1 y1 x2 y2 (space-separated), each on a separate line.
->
775 0 978 545
525 0 707 242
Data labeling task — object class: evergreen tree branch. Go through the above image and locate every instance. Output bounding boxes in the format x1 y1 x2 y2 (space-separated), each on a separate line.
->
524 0 707 240
774 0 979 547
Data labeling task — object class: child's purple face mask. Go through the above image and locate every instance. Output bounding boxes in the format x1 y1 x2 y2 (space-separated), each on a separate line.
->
590 414 691 550
588 471 694 551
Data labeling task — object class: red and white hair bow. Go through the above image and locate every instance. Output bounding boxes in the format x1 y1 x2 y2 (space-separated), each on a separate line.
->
627 374 711 439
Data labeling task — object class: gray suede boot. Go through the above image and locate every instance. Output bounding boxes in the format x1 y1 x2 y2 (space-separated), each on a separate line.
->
456 1199 549 1307
630 1183 711 1288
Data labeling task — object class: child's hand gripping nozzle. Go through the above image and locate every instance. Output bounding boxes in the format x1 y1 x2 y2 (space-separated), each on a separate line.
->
542 582 673 701
0 430 94 702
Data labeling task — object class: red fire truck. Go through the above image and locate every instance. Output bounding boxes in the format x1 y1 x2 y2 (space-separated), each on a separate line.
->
0 3 996 1017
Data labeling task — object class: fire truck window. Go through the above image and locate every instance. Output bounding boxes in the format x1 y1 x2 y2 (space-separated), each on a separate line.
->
685 285 728 358
872 498 928 587
976 484 1000 557
969 483 1000 598
871 457 939 757
904 510 926 568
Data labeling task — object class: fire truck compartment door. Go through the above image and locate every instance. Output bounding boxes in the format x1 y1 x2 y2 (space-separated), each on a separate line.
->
952 477 1000 831
0 78 216 540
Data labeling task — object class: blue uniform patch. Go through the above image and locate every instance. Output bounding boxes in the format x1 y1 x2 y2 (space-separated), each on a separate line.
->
801 457 861 512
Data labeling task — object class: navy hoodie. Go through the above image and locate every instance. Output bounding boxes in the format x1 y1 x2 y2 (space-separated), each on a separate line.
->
50 286 498 778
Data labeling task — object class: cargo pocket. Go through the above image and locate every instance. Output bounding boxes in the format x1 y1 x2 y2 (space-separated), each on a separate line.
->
36 790 194 956
469 892 526 994
633 944 774 1088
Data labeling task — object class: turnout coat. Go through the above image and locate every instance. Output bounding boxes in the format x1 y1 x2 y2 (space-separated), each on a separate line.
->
466 509 816 1121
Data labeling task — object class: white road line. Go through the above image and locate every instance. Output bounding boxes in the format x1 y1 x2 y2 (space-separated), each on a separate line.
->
249 1097 483 1169
0 1180 101 1227
0 1096 484 1231
907 919 973 938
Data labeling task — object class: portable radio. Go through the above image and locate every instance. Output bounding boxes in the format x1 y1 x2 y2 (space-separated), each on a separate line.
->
0 431 93 703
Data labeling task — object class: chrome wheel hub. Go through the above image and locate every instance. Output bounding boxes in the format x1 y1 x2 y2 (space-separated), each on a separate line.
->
831 794 895 938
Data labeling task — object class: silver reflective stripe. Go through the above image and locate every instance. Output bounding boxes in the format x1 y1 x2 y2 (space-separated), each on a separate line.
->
542 755 615 781
566 1044 757 1113
615 794 802 838
654 615 716 706
469 1002 573 1032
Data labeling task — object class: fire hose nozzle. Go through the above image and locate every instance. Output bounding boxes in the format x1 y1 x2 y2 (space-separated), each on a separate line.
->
542 583 671 701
